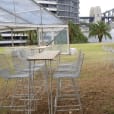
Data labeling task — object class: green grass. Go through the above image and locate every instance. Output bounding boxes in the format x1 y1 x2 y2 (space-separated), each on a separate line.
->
0 47 6 53
60 43 110 63
0 43 113 73
0 43 113 70
61 43 114 79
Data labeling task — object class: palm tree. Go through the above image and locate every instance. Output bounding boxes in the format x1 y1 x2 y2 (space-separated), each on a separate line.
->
68 21 76 43
68 21 88 43
89 21 112 42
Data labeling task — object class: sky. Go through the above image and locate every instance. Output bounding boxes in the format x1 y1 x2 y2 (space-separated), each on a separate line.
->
79 0 114 16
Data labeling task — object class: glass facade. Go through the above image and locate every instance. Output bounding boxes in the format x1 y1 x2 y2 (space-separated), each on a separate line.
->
35 0 80 24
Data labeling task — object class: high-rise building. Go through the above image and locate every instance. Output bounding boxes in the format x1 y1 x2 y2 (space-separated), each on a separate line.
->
34 0 80 24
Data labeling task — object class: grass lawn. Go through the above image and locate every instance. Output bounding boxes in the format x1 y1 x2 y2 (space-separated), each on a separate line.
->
60 43 114 114
0 43 114 114
70 43 114 114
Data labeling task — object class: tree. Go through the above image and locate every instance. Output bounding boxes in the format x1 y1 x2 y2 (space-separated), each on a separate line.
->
26 30 37 45
0 34 3 40
89 21 112 42
68 21 88 43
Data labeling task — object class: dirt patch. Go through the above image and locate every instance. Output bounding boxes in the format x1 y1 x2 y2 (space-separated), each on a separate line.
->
80 62 114 114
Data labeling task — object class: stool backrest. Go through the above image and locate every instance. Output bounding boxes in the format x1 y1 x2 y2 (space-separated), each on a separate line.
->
72 50 83 70
74 51 84 77
0 54 15 78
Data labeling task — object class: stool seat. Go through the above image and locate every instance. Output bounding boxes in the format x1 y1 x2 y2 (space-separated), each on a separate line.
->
54 71 80 78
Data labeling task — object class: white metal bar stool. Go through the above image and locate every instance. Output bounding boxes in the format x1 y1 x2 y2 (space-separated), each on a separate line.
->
0 52 45 114
53 51 84 114
11 49 47 112
0 53 31 114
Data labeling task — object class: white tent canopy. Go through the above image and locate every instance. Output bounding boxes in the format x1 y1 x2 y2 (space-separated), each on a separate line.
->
0 0 70 54
0 0 65 25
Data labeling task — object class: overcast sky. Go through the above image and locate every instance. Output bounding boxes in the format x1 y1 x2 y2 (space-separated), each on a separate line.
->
79 0 114 16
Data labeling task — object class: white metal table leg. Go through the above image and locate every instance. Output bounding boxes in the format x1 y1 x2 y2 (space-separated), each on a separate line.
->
28 61 32 114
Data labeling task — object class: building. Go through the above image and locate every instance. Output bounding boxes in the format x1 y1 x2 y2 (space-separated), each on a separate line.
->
0 33 27 46
89 6 102 23
35 0 80 24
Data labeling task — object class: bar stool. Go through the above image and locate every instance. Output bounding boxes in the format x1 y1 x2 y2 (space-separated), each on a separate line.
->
0 53 31 113
12 48 51 113
0 52 45 113
53 51 84 114
11 49 47 110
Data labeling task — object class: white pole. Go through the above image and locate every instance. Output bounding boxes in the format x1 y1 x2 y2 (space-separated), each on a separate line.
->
11 29 14 47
